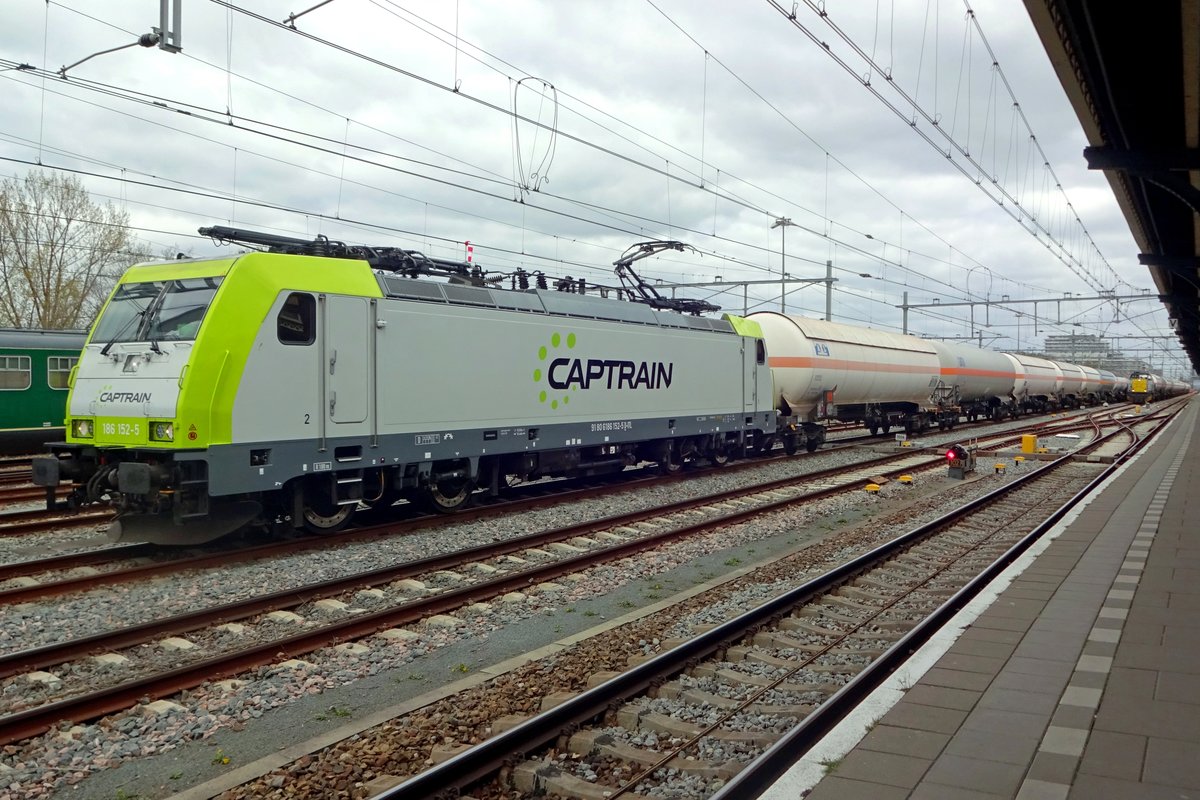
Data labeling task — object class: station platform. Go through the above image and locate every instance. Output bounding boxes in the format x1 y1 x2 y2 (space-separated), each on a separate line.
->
766 397 1200 800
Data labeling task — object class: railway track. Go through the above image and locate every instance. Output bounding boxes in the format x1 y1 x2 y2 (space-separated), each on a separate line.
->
0 404 1137 606
0 401 1178 800
0 403 1132 550
364 409 1171 799
0 448 948 742
0 406 1168 750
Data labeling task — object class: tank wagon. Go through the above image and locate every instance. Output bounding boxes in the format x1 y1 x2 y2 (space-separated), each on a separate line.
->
1096 369 1119 402
748 315 1115 436
1005 353 1062 413
33 232 776 545
927 340 1020 422
0 328 86 454
747 313 948 440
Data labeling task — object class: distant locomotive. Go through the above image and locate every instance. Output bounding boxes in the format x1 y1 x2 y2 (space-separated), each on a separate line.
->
0 328 86 454
1129 371 1189 403
31 226 1176 546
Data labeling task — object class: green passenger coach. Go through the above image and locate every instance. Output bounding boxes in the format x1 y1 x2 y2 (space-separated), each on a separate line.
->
0 328 87 454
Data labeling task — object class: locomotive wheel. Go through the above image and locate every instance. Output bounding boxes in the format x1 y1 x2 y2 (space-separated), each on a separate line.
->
710 447 731 467
422 477 475 513
301 496 355 535
659 444 684 474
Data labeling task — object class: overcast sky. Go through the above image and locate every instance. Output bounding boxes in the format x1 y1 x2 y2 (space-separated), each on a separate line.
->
1 0 1188 375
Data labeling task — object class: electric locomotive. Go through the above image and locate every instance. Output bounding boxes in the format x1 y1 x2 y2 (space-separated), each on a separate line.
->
33 229 777 545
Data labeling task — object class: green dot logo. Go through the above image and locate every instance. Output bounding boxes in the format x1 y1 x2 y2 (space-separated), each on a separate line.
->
534 330 576 409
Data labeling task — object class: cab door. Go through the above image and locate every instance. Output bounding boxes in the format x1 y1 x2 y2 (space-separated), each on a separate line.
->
322 295 369 425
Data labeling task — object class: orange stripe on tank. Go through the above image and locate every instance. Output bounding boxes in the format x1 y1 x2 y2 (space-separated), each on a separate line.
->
940 368 1019 379
768 356 935 374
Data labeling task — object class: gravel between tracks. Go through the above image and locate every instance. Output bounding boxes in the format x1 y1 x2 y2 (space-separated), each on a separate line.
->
0 412 1105 799
0 454 1051 800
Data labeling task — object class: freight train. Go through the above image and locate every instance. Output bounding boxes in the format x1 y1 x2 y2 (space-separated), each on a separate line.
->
0 328 87 454
29 227 1177 545
1127 371 1188 403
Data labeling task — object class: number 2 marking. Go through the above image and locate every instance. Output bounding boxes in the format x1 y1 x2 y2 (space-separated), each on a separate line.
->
304 413 310 424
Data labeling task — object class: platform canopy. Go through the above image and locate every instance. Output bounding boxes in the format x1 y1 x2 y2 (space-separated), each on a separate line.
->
1025 0 1200 374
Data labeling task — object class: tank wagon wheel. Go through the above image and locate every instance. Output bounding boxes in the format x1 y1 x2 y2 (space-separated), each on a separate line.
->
783 434 800 456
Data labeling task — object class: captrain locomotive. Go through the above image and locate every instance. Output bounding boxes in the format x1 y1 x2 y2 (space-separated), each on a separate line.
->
30 227 1182 545
34 232 778 544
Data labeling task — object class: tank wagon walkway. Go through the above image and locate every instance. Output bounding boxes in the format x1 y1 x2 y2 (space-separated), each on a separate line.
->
767 398 1200 800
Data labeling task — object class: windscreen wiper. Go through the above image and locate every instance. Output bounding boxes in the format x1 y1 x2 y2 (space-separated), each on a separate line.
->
100 307 146 356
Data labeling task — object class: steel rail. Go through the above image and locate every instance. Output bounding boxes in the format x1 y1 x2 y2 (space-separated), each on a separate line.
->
707 412 1175 799
0 451 945 745
370 409 1176 800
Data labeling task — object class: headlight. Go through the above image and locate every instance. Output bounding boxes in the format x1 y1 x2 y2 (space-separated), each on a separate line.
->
71 418 94 439
150 421 174 442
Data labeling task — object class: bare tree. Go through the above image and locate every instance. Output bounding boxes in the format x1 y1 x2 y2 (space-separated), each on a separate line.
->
0 171 150 329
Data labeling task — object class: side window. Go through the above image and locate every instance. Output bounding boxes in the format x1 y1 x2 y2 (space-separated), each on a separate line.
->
756 339 766 365
277 293 316 345
0 355 31 390
47 356 78 390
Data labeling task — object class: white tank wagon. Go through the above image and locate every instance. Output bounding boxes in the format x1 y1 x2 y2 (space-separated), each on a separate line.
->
927 340 1020 422
750 312 951 438
1095 368 1119 401
1005 353 1063 412
1076 365 1104 403
1056 361 1087 407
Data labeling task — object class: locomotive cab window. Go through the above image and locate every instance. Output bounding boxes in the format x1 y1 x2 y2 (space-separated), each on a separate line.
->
47 356 78 390
278 293 315 345
756 339 766 365
92 276 223 346
0 355 31 390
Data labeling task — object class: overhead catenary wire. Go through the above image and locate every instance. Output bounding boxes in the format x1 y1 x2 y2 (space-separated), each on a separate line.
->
8 4 1083 307
4 3 1183 367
